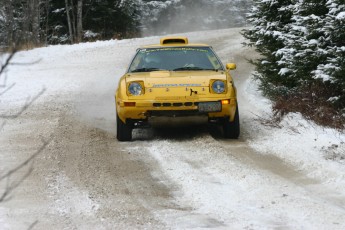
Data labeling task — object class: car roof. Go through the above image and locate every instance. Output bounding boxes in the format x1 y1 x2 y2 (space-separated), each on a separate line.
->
142 44 210 48
141 36 210 48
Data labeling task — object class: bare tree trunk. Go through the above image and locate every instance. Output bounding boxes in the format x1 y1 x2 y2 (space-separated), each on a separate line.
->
70 0 77 41
44 0 50 45
27 0 38 46
4 0 14 48
65 0 74 43
32 0 40 46
76 0 83 43
25 0 35 47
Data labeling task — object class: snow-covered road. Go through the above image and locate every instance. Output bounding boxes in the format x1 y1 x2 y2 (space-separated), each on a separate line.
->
1 28 345 229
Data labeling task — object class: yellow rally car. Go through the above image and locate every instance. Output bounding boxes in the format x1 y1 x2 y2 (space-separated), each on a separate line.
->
115 36 239 141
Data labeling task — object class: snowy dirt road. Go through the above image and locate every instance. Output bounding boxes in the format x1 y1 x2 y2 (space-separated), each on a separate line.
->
1 28 345 229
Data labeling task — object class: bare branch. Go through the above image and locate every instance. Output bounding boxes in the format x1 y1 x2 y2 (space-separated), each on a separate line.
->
0 88 46 119
0 137 52 202
0 51 16 76
0 34 49 230
0 70 9 87
10 58 43 66
28 220 39 230
0 163 34 202
0 137 51 181
250 111 282 128
0 83 16 96
0 121 6 131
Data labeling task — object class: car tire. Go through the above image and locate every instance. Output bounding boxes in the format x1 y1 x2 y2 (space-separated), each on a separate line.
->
223 105 240 139
116 114 132 141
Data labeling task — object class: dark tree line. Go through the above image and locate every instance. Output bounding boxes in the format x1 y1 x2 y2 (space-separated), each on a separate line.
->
0 0 141 49
0 0 43 49
0 0 252 49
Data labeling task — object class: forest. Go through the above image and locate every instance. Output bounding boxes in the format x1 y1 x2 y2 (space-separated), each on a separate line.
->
0 0 250 49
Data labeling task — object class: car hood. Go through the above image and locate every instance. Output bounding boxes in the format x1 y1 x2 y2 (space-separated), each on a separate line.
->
125 70 227 88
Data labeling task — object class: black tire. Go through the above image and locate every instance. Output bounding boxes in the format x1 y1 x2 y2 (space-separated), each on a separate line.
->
116 114 132 141
223 105 240 139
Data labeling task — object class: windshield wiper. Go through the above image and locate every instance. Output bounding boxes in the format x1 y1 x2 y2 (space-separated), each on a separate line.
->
173 67 219 71
131 68 166 73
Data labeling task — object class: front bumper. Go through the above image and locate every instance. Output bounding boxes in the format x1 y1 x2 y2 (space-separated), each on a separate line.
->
116 98 237 124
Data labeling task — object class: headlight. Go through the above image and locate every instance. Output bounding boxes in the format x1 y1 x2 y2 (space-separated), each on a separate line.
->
211 80 226 94
128 82 144 96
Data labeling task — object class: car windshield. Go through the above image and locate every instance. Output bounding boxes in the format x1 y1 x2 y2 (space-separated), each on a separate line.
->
128 47 224 73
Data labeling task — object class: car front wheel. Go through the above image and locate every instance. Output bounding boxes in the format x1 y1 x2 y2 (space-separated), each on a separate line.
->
223 105 240 139
116 114 132 141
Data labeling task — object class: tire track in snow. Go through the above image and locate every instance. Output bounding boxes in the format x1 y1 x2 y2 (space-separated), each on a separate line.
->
123 134 345 229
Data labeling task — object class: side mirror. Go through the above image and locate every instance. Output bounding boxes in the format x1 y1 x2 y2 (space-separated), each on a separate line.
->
226 63 236 70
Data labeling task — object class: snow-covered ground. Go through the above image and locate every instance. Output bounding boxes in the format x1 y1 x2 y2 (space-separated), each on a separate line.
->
0 28 344 229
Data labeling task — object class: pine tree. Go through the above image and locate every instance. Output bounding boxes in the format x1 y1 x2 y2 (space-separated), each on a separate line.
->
82 0 140 40
314 0 345 110
47 0 69 44
243 0 345 127
278 0 328 83
242 0 295 97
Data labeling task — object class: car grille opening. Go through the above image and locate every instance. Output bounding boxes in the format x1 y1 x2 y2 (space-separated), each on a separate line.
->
162 103 171 107
148 110 203 117
152 102 198 107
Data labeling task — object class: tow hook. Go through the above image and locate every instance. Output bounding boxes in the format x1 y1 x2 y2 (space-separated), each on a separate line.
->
190 88 198 96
